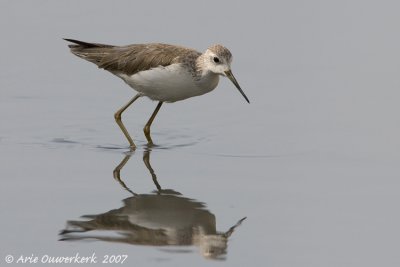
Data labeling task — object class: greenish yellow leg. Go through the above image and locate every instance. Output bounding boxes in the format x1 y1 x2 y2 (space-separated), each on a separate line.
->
114 93 141 149
144 101 163 144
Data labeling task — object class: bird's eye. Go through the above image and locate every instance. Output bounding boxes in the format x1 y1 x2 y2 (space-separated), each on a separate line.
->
213 57 220 63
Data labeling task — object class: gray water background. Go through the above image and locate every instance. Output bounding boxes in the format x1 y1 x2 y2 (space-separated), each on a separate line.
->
1 0 400 266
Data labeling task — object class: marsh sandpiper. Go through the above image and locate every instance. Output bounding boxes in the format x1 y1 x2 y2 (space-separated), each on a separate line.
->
64 39 249 149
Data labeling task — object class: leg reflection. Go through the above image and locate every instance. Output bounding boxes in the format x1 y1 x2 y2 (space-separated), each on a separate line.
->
143 149 162 192
112 152 136 196
112 148 163 194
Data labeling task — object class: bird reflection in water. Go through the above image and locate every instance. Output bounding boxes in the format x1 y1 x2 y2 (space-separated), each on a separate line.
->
60 149 246 260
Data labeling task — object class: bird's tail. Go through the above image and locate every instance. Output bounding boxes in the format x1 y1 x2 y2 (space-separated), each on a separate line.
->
63 38 115 65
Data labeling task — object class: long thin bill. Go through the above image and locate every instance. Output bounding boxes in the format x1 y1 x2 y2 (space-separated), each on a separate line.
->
225 70 250 103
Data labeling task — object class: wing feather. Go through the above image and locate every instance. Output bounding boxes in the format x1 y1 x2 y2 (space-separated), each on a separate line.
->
65 39 201 76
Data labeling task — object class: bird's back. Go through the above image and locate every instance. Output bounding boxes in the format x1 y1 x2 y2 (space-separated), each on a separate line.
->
64 39 201 76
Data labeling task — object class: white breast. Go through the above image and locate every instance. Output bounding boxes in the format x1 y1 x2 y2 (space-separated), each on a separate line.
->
117 63 219 102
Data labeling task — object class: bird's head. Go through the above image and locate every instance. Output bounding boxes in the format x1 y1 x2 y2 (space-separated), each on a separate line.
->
204 44 249 103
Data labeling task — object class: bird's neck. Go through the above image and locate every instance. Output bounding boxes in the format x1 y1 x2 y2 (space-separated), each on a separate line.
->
194 54 214 77
193 54 220 90
197 71 220 91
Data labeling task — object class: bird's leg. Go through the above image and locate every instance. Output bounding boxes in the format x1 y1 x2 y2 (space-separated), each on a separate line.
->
144 101 163 144
114 93 141 149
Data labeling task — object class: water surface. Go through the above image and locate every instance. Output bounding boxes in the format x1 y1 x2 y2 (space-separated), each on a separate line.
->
1 1 400 266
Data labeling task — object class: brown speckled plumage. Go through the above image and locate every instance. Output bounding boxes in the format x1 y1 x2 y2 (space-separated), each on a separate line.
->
65 39 201 76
